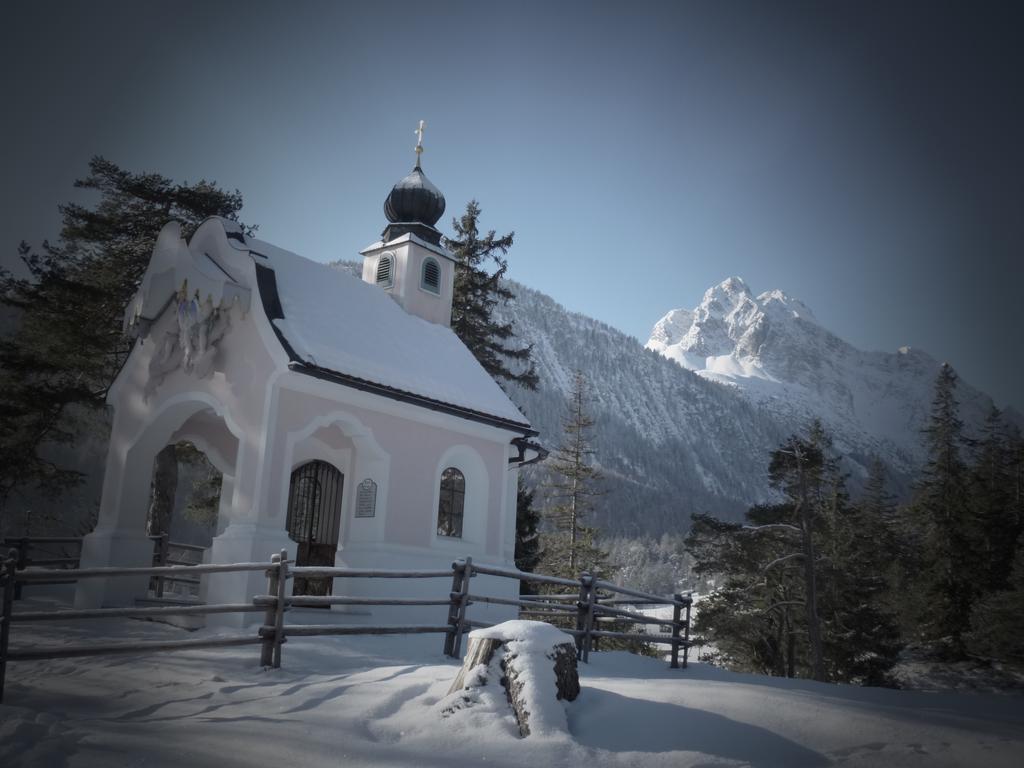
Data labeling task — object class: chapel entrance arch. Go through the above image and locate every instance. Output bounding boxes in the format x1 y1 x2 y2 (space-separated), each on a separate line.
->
286 460 344 598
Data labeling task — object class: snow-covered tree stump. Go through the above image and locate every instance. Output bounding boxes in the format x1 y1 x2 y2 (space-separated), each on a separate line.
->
443 620 579 737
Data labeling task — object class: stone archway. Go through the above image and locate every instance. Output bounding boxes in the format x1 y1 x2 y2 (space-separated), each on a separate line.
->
77 392 241 608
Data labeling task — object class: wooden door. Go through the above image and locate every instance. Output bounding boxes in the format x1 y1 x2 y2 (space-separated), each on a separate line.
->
286 460 344 599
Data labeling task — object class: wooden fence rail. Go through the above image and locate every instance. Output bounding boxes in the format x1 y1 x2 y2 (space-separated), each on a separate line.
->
0 547 692 704
1 537 84 597
0 536 210 600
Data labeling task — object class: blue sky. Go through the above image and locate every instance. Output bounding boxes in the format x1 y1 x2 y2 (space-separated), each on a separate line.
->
3 1 1021 412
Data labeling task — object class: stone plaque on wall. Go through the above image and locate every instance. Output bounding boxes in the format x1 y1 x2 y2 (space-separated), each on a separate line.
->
355 478 377 518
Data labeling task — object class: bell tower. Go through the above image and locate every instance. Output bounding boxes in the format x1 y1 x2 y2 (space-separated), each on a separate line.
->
361 120 456 327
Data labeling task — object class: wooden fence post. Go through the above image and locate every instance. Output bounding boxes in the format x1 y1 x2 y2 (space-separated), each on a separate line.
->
574 575 586 656
272 549 288 669
0 550 16 702
453 556 473 658
670 593 683 669
14 538 28 601
443 557 472 658
443 559 464 657
261 553 281 667
456 557 471 659
576 572 595 663
155 533 169 598
683 593 692 669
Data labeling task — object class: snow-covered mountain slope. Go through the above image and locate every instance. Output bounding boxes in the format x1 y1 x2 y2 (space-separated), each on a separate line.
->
336 261 787 534
646 276 1000 478
495 282 787 534
333 262 1006 538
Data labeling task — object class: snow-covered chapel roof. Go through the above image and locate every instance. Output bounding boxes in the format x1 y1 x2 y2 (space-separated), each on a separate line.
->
237 231 534 435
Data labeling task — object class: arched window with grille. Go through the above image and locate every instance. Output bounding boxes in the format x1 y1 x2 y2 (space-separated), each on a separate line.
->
420 256 441 294
436 467 465 537
376 252 394 287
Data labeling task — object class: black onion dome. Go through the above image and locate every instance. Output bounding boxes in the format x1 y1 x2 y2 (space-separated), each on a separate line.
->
384 165 446 226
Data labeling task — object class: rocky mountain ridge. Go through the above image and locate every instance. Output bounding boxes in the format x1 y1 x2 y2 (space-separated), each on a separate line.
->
337 263 1006 537
645 276 1000 479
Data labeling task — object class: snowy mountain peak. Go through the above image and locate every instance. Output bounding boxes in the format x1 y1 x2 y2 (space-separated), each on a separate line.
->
703 275 752 303
648 277 786 373
647 278 823 371
756 289 817 323
646 278 996 477
696 277 756 323
648 307 695 347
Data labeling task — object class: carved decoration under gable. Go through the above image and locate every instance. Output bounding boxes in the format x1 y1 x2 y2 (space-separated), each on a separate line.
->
125 221 252 399
143 279 243 399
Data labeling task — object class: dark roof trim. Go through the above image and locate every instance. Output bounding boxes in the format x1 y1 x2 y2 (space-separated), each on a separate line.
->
253 257 536 437
254 263 302 362
509 437 548 467
202 251 237 282
382 221 443 246
288 360 538 437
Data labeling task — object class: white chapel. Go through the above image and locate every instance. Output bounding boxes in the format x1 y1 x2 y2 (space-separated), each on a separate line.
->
75 129 541 623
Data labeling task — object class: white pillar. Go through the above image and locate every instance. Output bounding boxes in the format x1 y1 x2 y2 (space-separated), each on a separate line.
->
205 432 294 627
76 416 159 608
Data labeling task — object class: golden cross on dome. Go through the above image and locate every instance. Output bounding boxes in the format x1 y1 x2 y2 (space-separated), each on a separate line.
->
414 119 425 166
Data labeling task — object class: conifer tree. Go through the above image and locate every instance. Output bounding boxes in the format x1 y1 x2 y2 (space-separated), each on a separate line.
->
824 459 902 685
686 422 901 684
967 532 1024 663
970 406 1017 592
514 478 542 594
542 371 605 577
912 363 979 656
444 201 537 390
0 157 249 524
860 457 901 564
687 506 806 676
767 430 829 682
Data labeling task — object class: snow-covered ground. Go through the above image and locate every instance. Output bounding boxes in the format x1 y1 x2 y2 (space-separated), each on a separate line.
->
3 606 1024 768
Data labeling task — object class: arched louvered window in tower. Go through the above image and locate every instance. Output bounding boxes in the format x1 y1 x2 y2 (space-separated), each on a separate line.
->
376 252 394 287
436 467 465 537
421 256 441 294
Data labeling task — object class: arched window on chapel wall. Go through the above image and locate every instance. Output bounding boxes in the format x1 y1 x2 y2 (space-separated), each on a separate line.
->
436 467 465 538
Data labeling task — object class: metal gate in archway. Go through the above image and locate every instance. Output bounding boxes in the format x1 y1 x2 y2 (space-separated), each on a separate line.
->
286 460 344 598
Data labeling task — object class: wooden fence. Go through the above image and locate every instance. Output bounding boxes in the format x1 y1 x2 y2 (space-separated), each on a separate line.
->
0 537 83 598
147 534 205 598
0 535 207 600
0 548 692 703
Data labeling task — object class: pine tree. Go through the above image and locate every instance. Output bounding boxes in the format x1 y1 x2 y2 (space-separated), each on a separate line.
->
444 201 537 389
911 363 980 657
967 533 1024 663
686 507 806 676
514 478 542 595
0 156 249 525
860 457 901 565
542 371 606 577
825 460 902 685
767 430 829 682
686 423 901 684
963 412 1024 663
970 406 1017 592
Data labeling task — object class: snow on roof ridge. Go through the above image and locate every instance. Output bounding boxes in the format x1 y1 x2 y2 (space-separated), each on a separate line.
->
249 236 529 430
